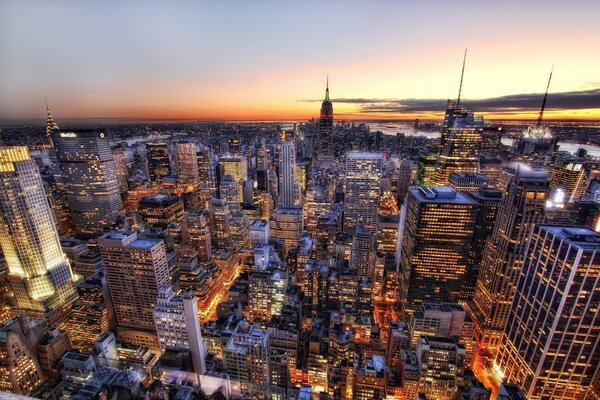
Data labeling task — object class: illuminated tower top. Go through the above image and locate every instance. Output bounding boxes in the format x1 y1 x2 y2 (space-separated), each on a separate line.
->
45 99 59 138
320 75 333 119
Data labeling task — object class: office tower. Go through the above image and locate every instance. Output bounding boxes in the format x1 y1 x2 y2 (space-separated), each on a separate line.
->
256 143 268 171
250 219 270 246
197 146 218 197
220 155 248 202
399 187 477 315
52 129 124 236
0 317 44 395
376 214 400 254
224 321 270 400
417 150 438 187
416 336 466 400
279 134 299 206
496 225 600 400
271 205 304 256
409 303 475 365
138 193 184 228
146 142 171 182
220 174 242 215
397 159 413 203
344 152 383 236
181 210 212 262
469 170 550 353
464 187 503 297
551 161 588 202
153 285 206 374
112 146 129 193
65 273 110 351
99 231 169 342
242 179 254 206
209 198 232 250
432 77 490 183
37 328 72 377
0 147 78 327
449 172 489 192
175 142 200 187
248 270 287 321
350 223 374 278
318 77 333 160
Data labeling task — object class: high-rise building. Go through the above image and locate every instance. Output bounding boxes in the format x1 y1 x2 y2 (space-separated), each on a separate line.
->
344 152 383 236
209 198 232 250
409 302 475 365
468 169 550 353
52 129 124 236
279 134 299 206
138 193 184 228
318 78 333 160
0 146 77 327
112 146 129 193
350 223 374 278
146 142 172 182
417 150 438 187
220 174 242 215
99 231 170 339
153 285 206 374
220 155 248 202
496 225 600 400
550 161 588 203
399 187 477 315
448 172 489 192
0 316 45 395
248 270 288 322
354 355 388 400
416 336 466 400
181 210 212 262
65 273 110 351
175 142 200 187
224 320 270 400
271 205 304 256
464 187 503 296
397 159 413 203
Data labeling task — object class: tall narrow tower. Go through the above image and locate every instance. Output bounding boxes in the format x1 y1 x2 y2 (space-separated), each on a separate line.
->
468 169 550 354
318 77 333 160
0 147 77 327
279 131 298 206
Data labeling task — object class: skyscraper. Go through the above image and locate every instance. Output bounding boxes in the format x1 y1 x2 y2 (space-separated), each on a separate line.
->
399 186 477 315
209 198 232 250
550 161 588 203
496 225 600 400
433 101 485 186
175 142 200 187
153 285 206 374
146 142 172 182
469 169 550 353
279 133 299 206
350 222 375 278
318 77 333 160
344 152 383 236
271 205 304 256
219 155 248 202
0 147 77 327
99 231 170 346
52 129 124 237
181 210 212 262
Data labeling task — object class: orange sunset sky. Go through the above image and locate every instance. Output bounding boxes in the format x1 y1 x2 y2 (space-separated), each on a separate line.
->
1 1 599 122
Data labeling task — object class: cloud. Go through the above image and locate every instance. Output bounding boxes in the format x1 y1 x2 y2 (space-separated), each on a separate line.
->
299 88 600 114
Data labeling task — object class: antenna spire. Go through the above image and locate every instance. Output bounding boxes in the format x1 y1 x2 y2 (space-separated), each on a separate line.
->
457 49 467 105
537 64 553 127
325 74 330 101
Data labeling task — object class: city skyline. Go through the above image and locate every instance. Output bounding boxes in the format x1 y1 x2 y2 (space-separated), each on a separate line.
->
1 1 600 122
